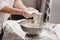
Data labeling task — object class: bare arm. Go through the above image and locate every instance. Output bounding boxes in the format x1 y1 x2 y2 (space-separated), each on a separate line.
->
14 0 27 9
0 0 31 18
0 5 25 15
0 5 31 18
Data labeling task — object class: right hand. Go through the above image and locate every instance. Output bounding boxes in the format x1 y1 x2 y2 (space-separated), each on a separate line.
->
22 11 32 18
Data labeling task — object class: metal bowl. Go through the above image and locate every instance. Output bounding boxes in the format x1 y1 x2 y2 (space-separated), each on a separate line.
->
18 19 41 34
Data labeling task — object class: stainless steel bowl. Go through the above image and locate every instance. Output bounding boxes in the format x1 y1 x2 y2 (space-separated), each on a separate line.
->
21 25 41 34
18 19 41 34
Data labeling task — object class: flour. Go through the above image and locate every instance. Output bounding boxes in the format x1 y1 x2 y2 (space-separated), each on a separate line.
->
20 7 44 28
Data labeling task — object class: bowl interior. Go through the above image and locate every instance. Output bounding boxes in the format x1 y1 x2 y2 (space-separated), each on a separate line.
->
19 19 42 28
18 19 42 34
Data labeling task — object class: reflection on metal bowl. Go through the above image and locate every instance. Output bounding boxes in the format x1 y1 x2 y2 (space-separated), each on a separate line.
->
21 25 41 34
18 19 42 34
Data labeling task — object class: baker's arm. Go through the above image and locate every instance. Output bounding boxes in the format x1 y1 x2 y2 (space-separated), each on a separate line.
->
14 0 27 9
0 1 31 18
0 5 25 15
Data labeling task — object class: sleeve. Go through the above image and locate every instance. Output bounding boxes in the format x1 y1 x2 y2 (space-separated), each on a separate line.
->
0 1 6 10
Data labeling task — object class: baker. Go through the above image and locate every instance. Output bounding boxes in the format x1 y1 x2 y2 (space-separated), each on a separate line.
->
0 0 32 34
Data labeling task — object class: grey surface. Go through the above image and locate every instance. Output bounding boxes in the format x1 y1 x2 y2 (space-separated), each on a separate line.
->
0 28 23 40
49 0 60 23
22 0 36 8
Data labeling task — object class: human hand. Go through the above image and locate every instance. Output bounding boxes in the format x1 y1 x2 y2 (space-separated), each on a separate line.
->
22 11 32 18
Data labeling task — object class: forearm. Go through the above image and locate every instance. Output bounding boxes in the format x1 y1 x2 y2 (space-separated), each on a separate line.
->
0 5 24 15
14 0 27 9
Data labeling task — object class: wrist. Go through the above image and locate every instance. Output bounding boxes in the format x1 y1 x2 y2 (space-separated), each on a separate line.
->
21 10 26 15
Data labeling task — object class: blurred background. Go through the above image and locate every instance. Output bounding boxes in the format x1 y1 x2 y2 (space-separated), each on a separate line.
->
49 0 60 23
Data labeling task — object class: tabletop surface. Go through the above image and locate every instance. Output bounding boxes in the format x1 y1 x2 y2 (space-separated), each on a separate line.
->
2 20 60 40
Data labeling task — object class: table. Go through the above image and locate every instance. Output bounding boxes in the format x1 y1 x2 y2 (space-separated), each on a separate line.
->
2 20 60 40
